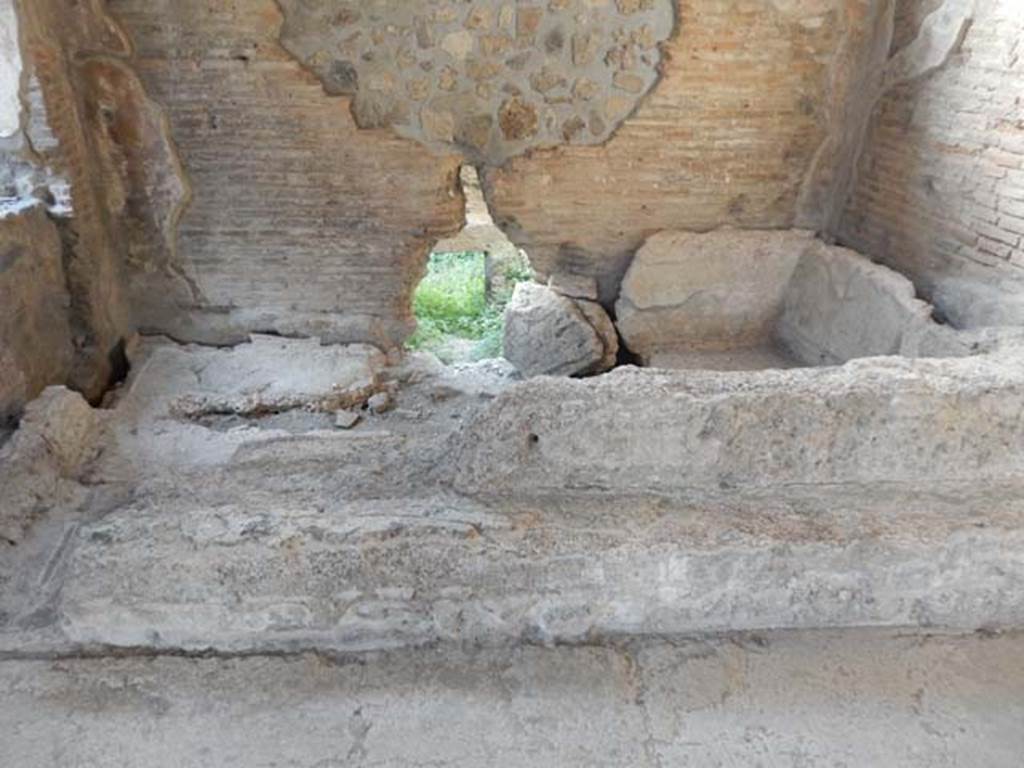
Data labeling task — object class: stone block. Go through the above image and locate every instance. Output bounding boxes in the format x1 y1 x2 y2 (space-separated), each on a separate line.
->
504 282 615 377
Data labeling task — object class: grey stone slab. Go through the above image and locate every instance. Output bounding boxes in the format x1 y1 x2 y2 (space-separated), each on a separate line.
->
2 630 1023 767
450 354 1024 497
4 482 1024 655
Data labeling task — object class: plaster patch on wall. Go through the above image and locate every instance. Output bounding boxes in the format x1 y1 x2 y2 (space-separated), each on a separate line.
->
276 0 675 165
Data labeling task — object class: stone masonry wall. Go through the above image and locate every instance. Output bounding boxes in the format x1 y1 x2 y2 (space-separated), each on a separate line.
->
838 0 1024 329
276 0 675 166
105 0 886 333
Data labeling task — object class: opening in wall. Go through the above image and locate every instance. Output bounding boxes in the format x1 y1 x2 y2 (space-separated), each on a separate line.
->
406 165 532 365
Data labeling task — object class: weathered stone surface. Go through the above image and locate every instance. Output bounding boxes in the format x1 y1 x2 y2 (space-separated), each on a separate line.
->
0 334 1019 673
548 271 599 301
0 386 96 544
778 240 936 365
0 206 74 425
164 335 385 419
334 409 360 429
275 0 675 164
104 336 386 470
6 478 1024 654
504 282 612 377
615 229 814 360
4 631 1024 767
2 343 1024 656
450 353 1024 497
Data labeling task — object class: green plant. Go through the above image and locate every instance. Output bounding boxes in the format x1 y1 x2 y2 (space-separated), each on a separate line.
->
406 250 529 363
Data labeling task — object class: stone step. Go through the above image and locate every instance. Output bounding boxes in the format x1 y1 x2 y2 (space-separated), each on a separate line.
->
4 483 1023 655
3 629 1024 767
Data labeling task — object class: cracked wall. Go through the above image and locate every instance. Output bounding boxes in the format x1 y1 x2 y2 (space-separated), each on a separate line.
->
3 0 923 362
95 0 884 341
838 0 1024 328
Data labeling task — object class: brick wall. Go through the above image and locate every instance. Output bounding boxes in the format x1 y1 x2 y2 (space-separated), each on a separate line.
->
838 0 1024 328
103 0 884 316
485 0 882 303
106 0 464 349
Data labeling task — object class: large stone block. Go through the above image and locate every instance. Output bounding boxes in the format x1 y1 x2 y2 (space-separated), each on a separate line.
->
777 241 935 366
449 354 1024 497
615 229 813 359
504 282 616 377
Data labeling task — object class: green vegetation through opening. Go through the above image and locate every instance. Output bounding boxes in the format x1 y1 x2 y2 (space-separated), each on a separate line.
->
407 250 531 364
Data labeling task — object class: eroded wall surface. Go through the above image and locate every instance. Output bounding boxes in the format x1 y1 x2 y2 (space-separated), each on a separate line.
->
838 0 1024 328
101 0 885 333
106 0 465 348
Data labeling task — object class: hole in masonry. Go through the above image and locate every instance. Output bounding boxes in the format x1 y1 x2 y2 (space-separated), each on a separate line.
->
406 165 532 365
